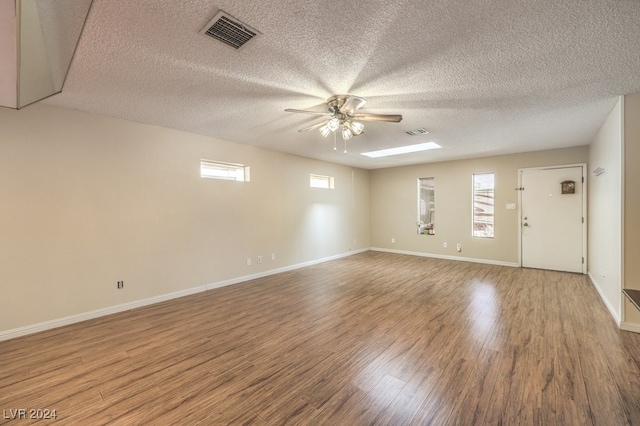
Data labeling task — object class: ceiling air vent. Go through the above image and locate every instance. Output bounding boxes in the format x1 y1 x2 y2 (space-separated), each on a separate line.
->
406 128 430 136
200 11 260 50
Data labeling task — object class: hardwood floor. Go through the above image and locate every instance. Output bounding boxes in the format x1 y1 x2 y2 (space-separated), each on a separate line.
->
1 251 640 425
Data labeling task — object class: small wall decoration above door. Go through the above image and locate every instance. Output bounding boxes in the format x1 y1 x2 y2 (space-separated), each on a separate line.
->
561 180 576 194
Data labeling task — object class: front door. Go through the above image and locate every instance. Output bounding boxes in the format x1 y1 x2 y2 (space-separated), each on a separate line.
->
520 166 585 273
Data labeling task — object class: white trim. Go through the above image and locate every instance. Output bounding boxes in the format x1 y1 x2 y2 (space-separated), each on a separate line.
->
587 271 622 326
620 95 627 328
0 248 369 342
621 322 640 334
370 247 519 267
582 164 588 274
0 285 207 342
205 248 369 290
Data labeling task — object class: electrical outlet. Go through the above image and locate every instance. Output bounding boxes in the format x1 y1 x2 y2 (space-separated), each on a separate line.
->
353 238 357 245
246 257 252 266
271 253 276 261
443 242 447 248
391 238 395 244
456 243 462 252
117 281 124 289
257 256 263 264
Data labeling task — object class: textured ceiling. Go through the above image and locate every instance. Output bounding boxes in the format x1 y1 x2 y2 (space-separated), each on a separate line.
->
42 0 640 169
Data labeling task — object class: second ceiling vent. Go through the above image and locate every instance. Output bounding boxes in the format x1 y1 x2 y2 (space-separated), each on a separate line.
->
200 11 260 50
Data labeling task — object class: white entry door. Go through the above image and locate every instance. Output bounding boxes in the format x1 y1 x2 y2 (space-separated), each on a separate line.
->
520 166 585 273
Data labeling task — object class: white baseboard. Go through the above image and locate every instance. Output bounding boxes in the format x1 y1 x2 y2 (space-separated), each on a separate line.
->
0 285 207 342
0 248 369 342
206 248 369 290
620 322 640 334
587 271 622 326
370 247 520 268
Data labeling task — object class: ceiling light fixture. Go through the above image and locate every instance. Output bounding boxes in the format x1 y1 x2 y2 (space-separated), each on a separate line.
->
348 121 364 135
361 142 442 158
319 116 362 154
327 117 340 131
285 95 403 154
319 125 331 138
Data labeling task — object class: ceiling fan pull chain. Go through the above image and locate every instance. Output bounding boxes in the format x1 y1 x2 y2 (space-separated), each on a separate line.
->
333 131 337 151
344 137 347 154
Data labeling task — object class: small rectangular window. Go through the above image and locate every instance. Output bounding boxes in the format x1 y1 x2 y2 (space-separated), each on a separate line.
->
201 160 250 182
310 174 334 189
473 173 495 238
417 177 435 234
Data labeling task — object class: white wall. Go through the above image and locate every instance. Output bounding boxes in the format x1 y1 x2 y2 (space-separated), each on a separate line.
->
588 97 623 324
0 103 369 335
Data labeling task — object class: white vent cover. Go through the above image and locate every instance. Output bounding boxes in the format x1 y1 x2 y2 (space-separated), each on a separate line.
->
406 128 430 136
200 11 260 50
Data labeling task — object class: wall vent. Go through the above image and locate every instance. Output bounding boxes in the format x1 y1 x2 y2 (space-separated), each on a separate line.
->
200 11 260 50
406 128 430 136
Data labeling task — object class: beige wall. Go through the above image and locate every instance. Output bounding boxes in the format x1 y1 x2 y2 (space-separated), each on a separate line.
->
624 93 640 324
0 0 17 108
370 147 588 264
588 97 623 322
18 0 56 106
0 104 369 333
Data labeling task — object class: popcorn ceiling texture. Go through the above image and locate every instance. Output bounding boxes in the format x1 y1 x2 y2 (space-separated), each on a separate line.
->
43 0 640 169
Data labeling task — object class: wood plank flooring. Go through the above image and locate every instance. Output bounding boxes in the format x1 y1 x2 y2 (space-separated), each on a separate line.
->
1 251 640 425
624 289 640 311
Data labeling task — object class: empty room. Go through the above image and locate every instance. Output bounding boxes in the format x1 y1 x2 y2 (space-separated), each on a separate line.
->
2 0 640 424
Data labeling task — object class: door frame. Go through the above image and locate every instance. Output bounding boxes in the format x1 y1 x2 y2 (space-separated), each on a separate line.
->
517 163 587 273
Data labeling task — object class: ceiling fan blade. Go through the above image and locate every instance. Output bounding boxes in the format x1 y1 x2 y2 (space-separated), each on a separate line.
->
353 113 403 123
297 120 329 132
285 108 331 116
341 96 367 114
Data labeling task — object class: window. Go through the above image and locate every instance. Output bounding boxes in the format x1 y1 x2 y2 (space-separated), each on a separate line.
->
473 173 494 238
310 174 334 189
418 177 435 234
201 160 250 182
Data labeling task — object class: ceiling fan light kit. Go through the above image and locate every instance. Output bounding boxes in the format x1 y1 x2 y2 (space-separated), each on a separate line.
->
320 125 331 137
285 95 402 154
341 127 352 140
349 121 365 135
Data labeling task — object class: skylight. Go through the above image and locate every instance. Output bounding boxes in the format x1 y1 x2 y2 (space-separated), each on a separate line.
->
361 142 441 158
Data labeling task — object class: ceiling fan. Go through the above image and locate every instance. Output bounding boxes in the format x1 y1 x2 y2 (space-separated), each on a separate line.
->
285 95 402 152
